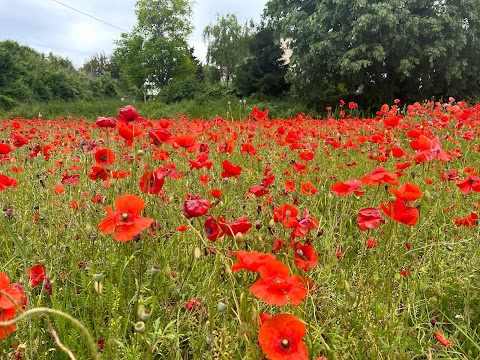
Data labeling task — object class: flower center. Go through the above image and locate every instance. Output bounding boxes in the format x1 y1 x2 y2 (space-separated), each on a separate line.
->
121 213 129 221
281 338 290 348
274 278 283 285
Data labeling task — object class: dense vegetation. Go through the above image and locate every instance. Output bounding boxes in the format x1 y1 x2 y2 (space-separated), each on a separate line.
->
1 0 480 113
1 101 480 359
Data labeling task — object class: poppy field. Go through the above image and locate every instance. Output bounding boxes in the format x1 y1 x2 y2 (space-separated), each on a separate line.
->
1 100 480 359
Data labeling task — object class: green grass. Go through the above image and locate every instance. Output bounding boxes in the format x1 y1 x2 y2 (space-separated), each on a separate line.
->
1 101 480 359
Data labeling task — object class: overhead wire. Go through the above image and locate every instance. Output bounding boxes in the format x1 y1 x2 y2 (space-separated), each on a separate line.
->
49 0 129 32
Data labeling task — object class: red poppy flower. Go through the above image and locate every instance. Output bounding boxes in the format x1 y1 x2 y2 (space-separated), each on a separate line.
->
204 215 224 241
249 260 308 306
365 238 377 249
249 185 269 197
258 314 308 360
139 171 165 195
185 297 201 311
241 143 258 155
434 331 452 347
111 170 130 179
357 208 385 231
61 173 80 184
94 148 116 166
299 151 315 161
456 176 480 195
290 209 319 239
300 181 317 195
149 128 173 145
273 204 299 227
390 147 406 157
230 250 275 272
0 272 25 339
174 135 198 150
11 134 29 147
210 189 222 198
361 166 399 186
98 194 154 242
117 123 144 140
380 199 419 226
0 174 18 190
52 185 65 194
183 194 211 219
218 216 253 236
388 182 423 201
331 179 364 196
0 143 13 154
284 179 297 193
117 105 139 124
221 160 242 178
455 212 478 227
177 225 188 232
91 194 104 203
95 116 117 128
187 153 212 170
410 135 451 164
292 243 318 271
89 166 110 181
26 264 45 287
250 106 269 121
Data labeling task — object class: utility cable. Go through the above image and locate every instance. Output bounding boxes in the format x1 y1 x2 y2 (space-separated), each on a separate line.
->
49 0 129 32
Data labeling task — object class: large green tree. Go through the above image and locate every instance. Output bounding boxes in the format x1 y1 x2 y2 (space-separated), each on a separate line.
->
265 0 480 108
234 25 290 97
203 13 254 85
114 0 196 96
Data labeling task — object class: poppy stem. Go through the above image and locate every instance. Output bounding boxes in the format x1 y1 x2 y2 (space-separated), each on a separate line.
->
0 307 99 360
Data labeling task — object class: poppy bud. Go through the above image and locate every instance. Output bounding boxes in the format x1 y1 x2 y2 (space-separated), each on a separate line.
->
93 273 103 282
140 310 151 321
151 265 160 277
234 232 244 244
255 220 262 230
134 321 146 333
217 302 227 312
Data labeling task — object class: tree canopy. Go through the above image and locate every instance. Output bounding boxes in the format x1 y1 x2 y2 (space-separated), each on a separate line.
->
114 0 196 96
265 0 480 108
203 14 254 85
234 26 290 97
0 40 117 109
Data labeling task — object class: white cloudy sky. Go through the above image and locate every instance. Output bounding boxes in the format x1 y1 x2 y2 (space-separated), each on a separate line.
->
0 0 268 67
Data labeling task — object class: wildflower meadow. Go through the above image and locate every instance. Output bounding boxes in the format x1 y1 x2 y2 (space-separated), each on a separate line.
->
1 100 480 359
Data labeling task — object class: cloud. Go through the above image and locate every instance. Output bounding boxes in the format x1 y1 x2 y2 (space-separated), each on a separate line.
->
0 0 267 67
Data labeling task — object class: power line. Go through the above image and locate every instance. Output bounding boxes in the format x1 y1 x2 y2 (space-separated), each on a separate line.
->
49 0 129 32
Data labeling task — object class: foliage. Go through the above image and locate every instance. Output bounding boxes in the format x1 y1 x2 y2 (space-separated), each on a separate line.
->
157 79 205 104
0 40 118 103
203 13 254 85
0 95 17 111
114 0 196 95
234 25 290 97
265 0 480 109
1 100 480 359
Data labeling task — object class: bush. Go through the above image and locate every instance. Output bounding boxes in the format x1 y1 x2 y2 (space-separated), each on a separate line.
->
0 95 17 111
157 79 205 104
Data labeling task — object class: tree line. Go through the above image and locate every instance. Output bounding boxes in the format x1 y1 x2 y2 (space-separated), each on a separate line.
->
1 0 479 112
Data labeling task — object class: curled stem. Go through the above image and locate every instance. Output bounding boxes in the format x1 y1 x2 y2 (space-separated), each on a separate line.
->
0 307 99 360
